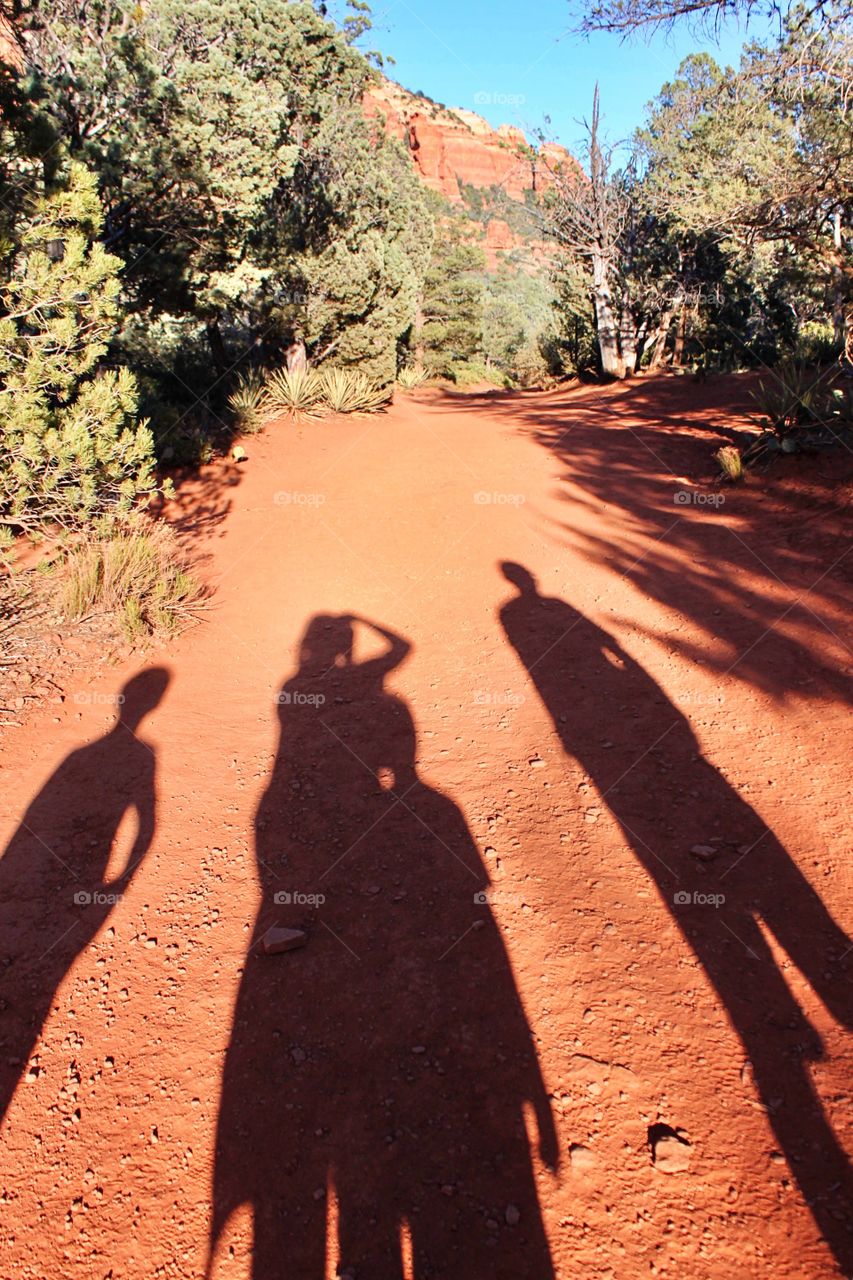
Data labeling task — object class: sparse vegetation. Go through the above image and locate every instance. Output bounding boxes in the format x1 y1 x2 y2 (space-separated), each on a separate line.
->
715 445 744 483
61 523 206 640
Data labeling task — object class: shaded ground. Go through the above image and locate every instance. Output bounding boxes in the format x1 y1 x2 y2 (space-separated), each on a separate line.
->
0 372 851 1279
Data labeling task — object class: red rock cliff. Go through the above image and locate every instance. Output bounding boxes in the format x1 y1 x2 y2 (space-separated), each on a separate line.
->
364 79 573 205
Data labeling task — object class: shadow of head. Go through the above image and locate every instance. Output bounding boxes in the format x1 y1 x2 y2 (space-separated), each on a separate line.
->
117 667 171 731
297 614 355 673
501 561 538 594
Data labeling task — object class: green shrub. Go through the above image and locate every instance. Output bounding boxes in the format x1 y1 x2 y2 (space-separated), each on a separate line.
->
0 165 161 535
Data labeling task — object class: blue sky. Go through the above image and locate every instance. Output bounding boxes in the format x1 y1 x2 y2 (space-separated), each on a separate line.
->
336 0 770 153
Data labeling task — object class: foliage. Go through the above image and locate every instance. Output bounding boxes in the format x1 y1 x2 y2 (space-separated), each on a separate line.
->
396 363 431 389
228 370 269 434
0 163 160 533
715 444 743 482
22 0 433 436
319 366 391 414
62 521 206 639
415 218 486 376
262 367 324 418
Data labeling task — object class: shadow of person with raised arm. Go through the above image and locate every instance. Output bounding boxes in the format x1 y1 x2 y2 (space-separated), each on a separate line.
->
499 562 853 1270
0 667 169 1125
210 614 557 1280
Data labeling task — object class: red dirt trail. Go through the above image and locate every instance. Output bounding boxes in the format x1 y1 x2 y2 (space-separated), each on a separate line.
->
1 374 852 1280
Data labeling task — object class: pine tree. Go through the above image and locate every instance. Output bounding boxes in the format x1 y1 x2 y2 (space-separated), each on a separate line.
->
0 163 157 535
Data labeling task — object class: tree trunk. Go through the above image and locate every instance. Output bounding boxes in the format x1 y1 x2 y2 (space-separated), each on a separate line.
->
647 307 674 371
206 316 227 374
592 251 624 378
672 306 688 367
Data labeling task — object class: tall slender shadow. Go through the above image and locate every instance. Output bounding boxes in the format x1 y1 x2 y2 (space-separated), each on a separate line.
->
499 562 853 1270
0 667 169 1124
211 614 557 1279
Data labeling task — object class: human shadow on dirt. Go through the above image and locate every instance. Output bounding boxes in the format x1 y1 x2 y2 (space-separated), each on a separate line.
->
474 374 853 702
0 667 169 1126
499 562 853 1271
210 613 557 1280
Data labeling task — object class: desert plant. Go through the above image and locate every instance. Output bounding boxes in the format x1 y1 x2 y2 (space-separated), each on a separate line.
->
319 367 392 414
750 359 834 437
62 522 206 639
715 445 744 482
261 367 324 418
228 370 268 433
396 364 430 390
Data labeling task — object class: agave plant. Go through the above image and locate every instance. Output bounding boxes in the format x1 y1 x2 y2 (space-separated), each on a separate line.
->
228 370 268 433
396 363 430 390
319 367 392 415
262 367 324 418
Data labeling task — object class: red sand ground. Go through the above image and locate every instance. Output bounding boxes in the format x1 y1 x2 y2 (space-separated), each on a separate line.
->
1 373 851 1280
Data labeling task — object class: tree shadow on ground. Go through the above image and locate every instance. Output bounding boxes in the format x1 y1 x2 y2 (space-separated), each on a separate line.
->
0 667 169 1124
499 562 853 1271
210 613 557 1280
470 373 853 702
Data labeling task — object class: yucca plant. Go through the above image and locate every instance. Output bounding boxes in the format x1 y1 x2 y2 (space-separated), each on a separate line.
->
715 445 744 483
396 364 430 390
319 367 392 415
228 370 268 433
261 367 324 419
750 359 833 437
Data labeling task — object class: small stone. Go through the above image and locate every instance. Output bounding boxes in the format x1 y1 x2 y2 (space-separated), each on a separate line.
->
262 926 307 955
652 1133 691 1174
690 844 718 861
411 1045 426 1055
505 1203 520 1226
291 1046 306 1064
569 1143 597 1170
529 757 545 769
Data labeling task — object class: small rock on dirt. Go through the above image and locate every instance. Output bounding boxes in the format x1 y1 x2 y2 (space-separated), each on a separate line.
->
690 844 718 861
651 1128 692 1174
262 926 307 955
569 1143 597 1170
505 1203 520 1225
